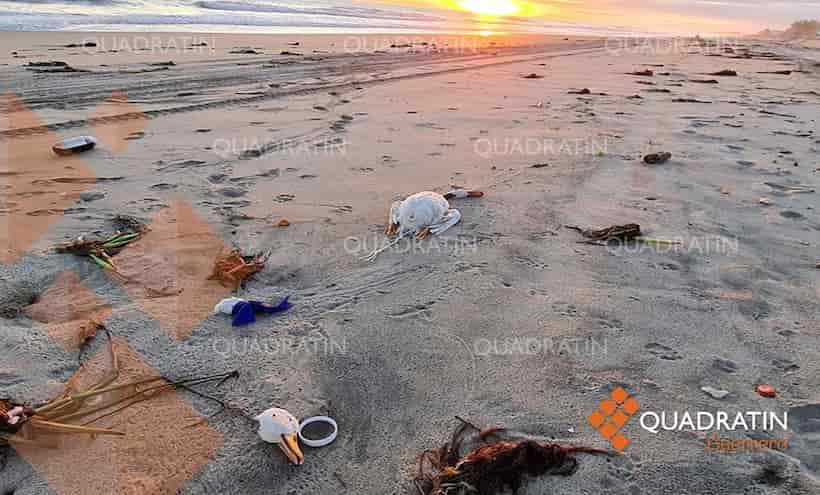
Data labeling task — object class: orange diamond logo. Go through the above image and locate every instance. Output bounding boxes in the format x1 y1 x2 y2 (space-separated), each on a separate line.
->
588 387 639 450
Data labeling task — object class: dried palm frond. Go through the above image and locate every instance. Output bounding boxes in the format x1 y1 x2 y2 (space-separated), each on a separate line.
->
1 329 238 447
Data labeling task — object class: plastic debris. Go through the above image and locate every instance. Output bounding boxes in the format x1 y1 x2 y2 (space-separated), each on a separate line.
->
255 407 304 465
52 136 97 156
756 384 777 398
213 296 292 327
299 416 338 448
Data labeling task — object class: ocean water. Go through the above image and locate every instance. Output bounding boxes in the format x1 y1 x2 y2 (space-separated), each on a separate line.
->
0 0 642 35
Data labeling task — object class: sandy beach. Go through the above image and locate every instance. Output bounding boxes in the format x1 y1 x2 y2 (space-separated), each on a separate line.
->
1 31 819 494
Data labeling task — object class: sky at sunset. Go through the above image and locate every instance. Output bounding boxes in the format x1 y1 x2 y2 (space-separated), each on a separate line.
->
373 0 820 33
0 0 817 34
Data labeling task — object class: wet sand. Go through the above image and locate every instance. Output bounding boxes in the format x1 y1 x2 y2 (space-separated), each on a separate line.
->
1 32 819 494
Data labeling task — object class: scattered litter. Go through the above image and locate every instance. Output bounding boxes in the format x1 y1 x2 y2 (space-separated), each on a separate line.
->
57 229 144 275
208 250 268 289
213 296 292 327
299 415 338 448
414 417 612 495
701 386 730 399
759 197 773 206
363 189 483 262
756 384 777 398
643 151 672 164
255 407 304 465
52 136 97 156
277 218 291 227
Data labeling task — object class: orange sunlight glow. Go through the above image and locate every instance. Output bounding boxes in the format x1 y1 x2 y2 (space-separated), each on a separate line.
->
458 0 520 16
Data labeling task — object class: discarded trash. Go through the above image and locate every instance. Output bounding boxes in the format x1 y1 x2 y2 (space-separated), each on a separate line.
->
299 416 338 448
255 407 304 465
57 229 144 275
208 250 268 289
52 136 97 156
415 417 612 495
213 296 292 327
643 151 672 164
277 218 291 227
756 384 777 398
759 197 773 206
363 189 483 262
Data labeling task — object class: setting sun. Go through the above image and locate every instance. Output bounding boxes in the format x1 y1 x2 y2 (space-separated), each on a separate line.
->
458 0 520 16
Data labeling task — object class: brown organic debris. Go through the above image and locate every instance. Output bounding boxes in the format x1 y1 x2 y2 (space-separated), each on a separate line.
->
208 249 268 289
415 418 612 495
566 223 642 242
643 151 672 164
709 70 738 76
1 329 238 448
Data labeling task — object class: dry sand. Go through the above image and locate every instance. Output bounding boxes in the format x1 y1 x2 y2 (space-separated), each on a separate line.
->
1 32 819 494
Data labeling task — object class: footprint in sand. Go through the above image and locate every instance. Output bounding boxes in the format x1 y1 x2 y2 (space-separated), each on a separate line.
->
780 210 805 220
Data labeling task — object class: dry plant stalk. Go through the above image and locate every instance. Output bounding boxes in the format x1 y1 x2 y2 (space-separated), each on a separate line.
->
1 329 238 448
208 249 268 289
416 418 613 495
